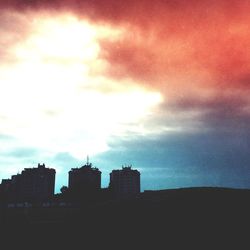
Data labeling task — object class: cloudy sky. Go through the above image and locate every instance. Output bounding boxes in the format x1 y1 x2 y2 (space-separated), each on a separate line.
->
1 0 250 192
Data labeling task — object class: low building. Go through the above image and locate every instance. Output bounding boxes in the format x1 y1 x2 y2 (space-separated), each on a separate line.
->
0 179 12 201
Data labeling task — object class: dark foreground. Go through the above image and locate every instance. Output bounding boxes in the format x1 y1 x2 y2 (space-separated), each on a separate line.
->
1 187 250 249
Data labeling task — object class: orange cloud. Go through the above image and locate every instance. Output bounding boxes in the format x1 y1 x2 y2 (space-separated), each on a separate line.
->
1 0 250 133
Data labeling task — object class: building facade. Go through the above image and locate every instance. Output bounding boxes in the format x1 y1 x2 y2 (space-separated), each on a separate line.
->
109 166 140 198
68 161 101 192
0 163 55 202
20 163 56 201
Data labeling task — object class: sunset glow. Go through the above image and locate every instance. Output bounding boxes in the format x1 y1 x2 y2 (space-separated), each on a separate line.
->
0 12 162 161
0 1 250 191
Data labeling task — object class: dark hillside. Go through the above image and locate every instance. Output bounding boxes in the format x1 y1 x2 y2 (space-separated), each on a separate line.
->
1 187 250 248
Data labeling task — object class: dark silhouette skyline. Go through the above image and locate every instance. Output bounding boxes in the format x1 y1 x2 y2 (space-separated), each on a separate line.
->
0 161 141 205
0 1 250 247
0 0 250 195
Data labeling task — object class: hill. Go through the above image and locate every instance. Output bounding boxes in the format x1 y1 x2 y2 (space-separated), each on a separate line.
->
1 187 250 248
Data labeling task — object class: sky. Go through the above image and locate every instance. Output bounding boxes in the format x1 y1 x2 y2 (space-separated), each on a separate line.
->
0 0 250 193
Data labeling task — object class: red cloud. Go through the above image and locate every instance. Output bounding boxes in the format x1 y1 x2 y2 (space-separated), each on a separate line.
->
1 0 250 122
1 1 250 89
93 1 250 91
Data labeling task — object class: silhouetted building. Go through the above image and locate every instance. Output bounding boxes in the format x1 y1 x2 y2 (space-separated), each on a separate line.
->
0 179 12 201
0 163 55 202
109 166 140 198
68 160 101 192
19 163 55 201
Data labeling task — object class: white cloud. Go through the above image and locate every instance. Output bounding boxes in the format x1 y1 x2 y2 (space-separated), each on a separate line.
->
0 11 163 162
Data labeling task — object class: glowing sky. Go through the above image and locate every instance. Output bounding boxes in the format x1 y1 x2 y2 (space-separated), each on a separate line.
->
1 1 250 192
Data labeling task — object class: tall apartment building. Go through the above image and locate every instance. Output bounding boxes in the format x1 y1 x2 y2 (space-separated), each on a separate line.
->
68 160 101 192
0 163 55 202
109 166 140 198
20 163 56 201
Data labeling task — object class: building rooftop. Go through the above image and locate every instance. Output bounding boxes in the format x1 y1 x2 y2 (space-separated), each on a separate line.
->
111 165 140 173
23 163 55 172
70 162 101 173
